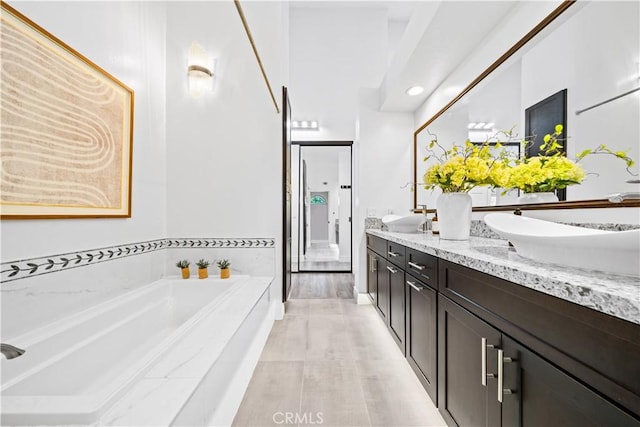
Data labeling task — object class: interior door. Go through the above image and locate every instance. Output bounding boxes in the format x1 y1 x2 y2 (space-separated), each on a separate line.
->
282 86 292 302
310 191 329 241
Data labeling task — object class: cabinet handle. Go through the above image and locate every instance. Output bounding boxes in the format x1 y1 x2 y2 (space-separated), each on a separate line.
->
373 258 377 272
386 265 397 274
407 261 425 271
388 251 400 257
497 349 515 403
481 338 495 386
406 280 421 292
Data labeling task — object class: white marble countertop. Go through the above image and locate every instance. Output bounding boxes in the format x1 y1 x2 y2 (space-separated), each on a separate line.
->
367 230 640 325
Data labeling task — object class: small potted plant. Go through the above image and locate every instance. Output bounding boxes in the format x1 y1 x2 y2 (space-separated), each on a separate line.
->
217 259 231 279
196 259 210 279
176 260 191 279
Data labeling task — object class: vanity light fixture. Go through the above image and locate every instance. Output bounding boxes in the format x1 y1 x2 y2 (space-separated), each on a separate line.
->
292 120 319 130
405 86 424 96
468 122 495 130
187 41 214 98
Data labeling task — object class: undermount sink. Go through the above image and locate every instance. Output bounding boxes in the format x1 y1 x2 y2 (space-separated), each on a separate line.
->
484 213 640 277
382 214 427 233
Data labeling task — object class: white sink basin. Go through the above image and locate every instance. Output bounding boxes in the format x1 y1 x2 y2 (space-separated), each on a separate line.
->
484 213 640 277
382 214 427 233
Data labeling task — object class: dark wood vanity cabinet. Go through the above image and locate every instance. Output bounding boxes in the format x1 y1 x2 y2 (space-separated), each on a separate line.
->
367 235 388 320
438 295 501 426
438 259 640 426
406 274 438 405
365 232 640 426
386 261 405 353
376 257 390 321
500 335 638 427
366 250 379 307
439 295 639 426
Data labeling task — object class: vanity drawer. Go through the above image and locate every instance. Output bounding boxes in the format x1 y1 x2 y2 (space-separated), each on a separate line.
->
386 241 406 267
367 234 387 256
405 248 437 288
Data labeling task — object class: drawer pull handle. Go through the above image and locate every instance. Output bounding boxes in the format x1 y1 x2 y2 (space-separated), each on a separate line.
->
388 251 400 257
406 280 422 292
497 349 515 403
481 338 495 387
386 266 398 274
408 261 425 271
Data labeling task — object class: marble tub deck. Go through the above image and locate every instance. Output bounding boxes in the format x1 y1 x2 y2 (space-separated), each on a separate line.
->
367 230 640 325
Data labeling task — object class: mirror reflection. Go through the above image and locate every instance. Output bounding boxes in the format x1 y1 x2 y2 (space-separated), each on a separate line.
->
415 1 639 209
292 144 352 272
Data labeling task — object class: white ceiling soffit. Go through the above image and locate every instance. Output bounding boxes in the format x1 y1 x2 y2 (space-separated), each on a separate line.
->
379 1 519 113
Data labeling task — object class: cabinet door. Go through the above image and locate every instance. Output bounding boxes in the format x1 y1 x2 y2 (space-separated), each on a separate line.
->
376 258 389 321
501 336 640 427
367 250 378 306
438 295 501 427
387 262 405 353
406 275 437 405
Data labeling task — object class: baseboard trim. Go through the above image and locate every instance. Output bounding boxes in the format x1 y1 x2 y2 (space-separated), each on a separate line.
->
356 289 371 305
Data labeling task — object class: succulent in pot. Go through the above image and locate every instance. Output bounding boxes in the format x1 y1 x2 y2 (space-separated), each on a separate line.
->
176 260 190 279
217 259 231 279
196 259 210 279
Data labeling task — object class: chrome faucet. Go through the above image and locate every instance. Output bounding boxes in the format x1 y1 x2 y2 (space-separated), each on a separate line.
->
607 192 640 203
1 343 25 359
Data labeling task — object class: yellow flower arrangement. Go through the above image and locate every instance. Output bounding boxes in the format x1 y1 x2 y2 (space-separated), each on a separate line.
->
423 135 504 193
505 124 635 193
422 125 636 195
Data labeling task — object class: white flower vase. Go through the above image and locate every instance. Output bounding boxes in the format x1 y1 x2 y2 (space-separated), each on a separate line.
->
437 192 472 240
517 192 559 204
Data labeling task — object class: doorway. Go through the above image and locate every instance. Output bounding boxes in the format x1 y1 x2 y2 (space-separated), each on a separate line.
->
292 142 352 273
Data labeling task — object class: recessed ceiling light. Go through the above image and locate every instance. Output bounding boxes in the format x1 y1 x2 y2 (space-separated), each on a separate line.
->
468 122 476 129
475 122 486 129
405 86 424 96
483 122 495 129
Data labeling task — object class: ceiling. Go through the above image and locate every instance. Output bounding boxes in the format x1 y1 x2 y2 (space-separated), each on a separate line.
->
288 1 522 136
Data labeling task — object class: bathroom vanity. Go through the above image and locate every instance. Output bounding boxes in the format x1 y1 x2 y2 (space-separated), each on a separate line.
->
366 230 640 426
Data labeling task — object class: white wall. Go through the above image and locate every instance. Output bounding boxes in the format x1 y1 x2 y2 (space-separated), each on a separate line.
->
164 1 285 302
520 1 640 200
1 1 167 336
289 6 388 141
354 89 414 293
414 1 561 128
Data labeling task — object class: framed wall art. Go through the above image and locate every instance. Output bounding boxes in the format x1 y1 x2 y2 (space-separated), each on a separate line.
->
0 2 134 219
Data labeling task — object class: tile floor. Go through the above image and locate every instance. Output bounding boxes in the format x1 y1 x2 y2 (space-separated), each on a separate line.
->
232 274 446 427
297 243 351 272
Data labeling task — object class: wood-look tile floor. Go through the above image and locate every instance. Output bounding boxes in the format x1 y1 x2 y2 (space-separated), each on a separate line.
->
290 273 354 299
232 274 446 427
298 243 351 272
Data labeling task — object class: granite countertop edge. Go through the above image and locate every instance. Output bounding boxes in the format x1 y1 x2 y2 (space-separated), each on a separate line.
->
366 229 640 325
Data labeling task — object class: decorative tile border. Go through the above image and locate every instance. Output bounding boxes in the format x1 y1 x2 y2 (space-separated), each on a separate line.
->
1 238 275 284
166 238 275 248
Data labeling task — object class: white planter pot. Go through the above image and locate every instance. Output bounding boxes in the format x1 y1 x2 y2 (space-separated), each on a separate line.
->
437 192 472 240
517 192 559 204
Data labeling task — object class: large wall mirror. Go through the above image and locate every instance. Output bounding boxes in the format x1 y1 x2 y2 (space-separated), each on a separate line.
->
413 1 639 211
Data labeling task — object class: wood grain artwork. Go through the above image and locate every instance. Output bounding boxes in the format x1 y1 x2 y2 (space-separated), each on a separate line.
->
0 2 134 218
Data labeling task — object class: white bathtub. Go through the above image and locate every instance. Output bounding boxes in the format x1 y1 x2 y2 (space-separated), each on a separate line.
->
0 275 274 426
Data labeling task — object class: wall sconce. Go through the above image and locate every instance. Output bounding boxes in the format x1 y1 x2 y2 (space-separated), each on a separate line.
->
188 41 214 98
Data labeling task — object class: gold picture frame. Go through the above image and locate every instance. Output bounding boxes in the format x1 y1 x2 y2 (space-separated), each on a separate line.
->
0 2 134 219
